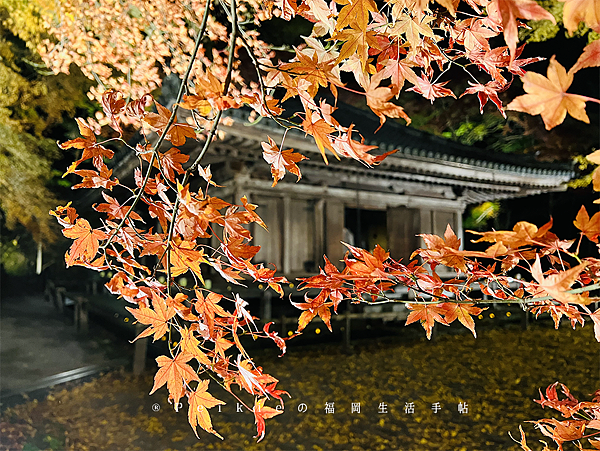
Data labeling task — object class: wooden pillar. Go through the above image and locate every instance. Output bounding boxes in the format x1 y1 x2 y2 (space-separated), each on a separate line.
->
456 209 464 250
282 196 292 274
133 324 148 375
74 296 89 333
325 200 345 269
261 290 272 321
314 199 325 265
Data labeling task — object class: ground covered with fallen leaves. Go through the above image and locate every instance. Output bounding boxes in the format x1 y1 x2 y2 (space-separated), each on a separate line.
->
1 318 598 451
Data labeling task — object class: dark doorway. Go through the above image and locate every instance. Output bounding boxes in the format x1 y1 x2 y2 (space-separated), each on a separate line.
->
344 208 388 251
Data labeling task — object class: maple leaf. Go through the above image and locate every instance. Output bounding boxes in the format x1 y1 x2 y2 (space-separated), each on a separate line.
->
573 205 600 242
333 25 379 70
531 256 588 304
280 50 341 98
263 322 287 356
364 73 411 129
460 81 507 118
534 382 581 417
569 39 600 75
253 397 283 443
261 136 308 186
561 0 600 35
292 292 333 332
389 14 435 60
417 225 469 271
149 352 200 410
276 0 298 19
379 57 419 93
94 192 143 221
198 165 222 187
235 355 275 396
213 332 234 358
223 236 261 261
125 293 176 342
588 307 600 342
302 112 337 163
159 148 189 182
441 303 486 337
332 124 397 165
491 0 555 61
63 219 108 266
144 101 196 146
507 56 600 130
187 380 226 439
73 165 118 190
240 196 268 231
408 74 456 103
335 0 378 31
178 95 212 115
60 118 115 174
405 303 449 339
101 90 126 134
194 290 231 337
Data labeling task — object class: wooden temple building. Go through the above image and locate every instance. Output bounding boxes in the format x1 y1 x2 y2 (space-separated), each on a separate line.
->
58 99 574 356
200 103 572 277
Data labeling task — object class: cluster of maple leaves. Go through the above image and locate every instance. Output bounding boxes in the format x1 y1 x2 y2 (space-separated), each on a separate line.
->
44 0 600 446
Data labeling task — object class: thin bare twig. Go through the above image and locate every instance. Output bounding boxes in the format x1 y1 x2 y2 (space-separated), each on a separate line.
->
165 0 238 295
101 0 212 250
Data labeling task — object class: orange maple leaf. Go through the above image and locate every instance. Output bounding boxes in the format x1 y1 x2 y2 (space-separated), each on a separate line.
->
150 352 200 409
333 25 379 70
144 101 196 146
60 118 113 173
405 303 449 339
63 218 108 266
569 39 600 75
73 164 118 190
126 293 176 342
507 56 600 130
531 256 588 304
441 303 486 337
364 73 411 129
180 327 211 365
159 148 190 182
302 112 337 163
335 0 378 31
253 398 283 443
261 136 308 186
178 95 213 115
194 291 231 337
292 292 333 332
573 205 600 243
417 224 468 271
491 0 555 61
187 380 226 439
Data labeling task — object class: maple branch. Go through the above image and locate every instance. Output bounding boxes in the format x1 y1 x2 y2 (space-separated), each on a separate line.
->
101 1 212 251
346 280 600 306
164 0 238 294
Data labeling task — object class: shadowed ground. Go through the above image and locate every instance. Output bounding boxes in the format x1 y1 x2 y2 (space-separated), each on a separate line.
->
0 295 131 399
1 310 598 451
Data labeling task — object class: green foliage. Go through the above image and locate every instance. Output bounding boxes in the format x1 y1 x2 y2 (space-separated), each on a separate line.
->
464 202 500 230
0 2 93 242
521 0 600 42
0 238 29 275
